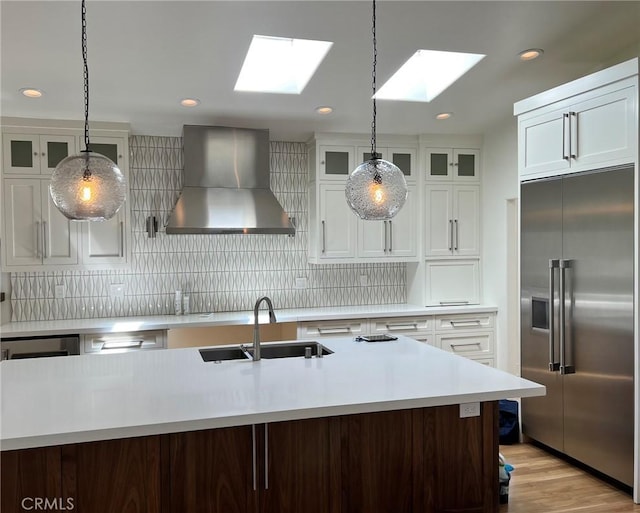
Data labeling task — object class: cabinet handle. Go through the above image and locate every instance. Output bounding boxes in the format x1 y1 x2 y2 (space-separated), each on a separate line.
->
569 111 578 159
448 220 453 251
450 342 482 348
386 323 418 331
42 221 47 259
389 221 393 252
251 425 257 491
35 221 41 258
450 319 482 327
119 221 124 257
264 424 269 490
321 220 326 254
454 219 459 251
439 300 470 306
41 152 46 157
318 326 351 334
384 221 388 253
562 113 570 160
33 152 38 156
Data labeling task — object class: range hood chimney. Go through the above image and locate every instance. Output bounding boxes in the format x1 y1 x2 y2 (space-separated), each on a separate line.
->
165 125 295 235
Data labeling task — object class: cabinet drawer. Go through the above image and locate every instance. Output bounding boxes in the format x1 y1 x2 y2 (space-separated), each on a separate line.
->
297 319 367 339
82 330 166 354
437 331 494 358
369 316 431 334
434 313 494 332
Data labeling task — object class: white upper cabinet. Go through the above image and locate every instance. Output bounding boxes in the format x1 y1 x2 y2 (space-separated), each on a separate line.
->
308 134 420 264
3 178 79 268
425 148 480 182
515 60 638 181
1 119 131 271
356 146 418 183
358 186 417 259
2 132 76 175
424 184 479 258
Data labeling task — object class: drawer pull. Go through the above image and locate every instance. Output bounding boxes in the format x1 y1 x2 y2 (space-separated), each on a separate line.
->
386 323 418 331
101 340 144 350
450 342 482 348
318 326 351 334
439 300 469 305
450 320 482 327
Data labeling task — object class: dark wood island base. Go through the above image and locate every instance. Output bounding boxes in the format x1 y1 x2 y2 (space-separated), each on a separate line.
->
1 402 498 513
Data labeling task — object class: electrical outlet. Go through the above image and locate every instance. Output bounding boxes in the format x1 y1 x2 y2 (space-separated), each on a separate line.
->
109 283 125 298
459 402 480 418
294 277 307 289
359 274 368 286
54 285 66 299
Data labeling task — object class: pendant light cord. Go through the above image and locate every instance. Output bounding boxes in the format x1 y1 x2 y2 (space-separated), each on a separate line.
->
82 0 91 153
370 0 377 158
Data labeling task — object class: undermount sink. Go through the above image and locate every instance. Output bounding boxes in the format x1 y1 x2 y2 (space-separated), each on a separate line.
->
199 346 251 362
200 341 333 363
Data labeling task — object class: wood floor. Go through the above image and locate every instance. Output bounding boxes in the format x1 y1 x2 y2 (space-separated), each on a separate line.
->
499 443 640 513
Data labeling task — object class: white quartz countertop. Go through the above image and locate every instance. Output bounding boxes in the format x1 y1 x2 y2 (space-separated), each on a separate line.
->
0 335 543 451
0 304 498 337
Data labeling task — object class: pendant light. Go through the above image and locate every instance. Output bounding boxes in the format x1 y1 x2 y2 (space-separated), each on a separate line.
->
345 0 407 220
50 0 126 221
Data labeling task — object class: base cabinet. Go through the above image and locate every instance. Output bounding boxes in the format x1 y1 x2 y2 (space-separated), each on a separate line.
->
0 437 162 513
0 404 499 513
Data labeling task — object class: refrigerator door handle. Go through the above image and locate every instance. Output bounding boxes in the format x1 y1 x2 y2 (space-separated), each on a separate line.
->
562 113 570 161
559 259 575 375
548 259 560 371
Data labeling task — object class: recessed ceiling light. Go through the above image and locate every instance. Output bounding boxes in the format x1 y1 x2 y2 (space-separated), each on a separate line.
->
315 106 333 115
20 88 43 98
235 34 333 94
519 49 544 61
374 49 485 103
436 112 452 120
180 98 200 107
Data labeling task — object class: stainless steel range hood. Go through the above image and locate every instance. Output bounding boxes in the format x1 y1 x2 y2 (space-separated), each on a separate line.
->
166 125 295 235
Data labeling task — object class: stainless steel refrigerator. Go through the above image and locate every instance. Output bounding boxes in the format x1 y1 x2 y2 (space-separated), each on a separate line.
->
520 166 634 487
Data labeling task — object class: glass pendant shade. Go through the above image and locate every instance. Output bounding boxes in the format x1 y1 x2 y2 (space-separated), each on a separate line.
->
50 152 126 221
345 157 408 220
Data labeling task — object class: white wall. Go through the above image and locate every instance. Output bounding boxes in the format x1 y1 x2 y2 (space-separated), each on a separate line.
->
481 117 519 374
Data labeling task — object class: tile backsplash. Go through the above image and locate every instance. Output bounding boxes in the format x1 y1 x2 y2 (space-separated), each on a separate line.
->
10 137 405 322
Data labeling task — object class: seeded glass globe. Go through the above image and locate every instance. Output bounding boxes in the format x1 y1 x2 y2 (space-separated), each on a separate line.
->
50 151 126 221
345 157 408 220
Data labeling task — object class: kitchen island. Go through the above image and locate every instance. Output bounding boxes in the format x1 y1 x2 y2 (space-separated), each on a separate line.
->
1 335 543 513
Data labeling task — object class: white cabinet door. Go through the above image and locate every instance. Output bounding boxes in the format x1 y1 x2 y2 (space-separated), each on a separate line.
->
319 184 356 259
79 136 129 266
319 145 354 180
2 133 76 175
3 178 42 266
452 185 480 256
425 259 480 306
387 187 417 258
452 149 480 182
358 219 386 258
425 148 453 181
81 210 126 265
424 184 453 257
571 86 636 171
518 108 570 178
357 146 418 183
42 185 79 265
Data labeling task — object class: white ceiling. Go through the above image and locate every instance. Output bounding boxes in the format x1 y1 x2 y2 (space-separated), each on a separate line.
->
2 1 639 141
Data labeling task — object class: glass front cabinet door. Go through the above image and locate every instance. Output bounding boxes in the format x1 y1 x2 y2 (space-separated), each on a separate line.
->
425 148 479 182
2 133 77 175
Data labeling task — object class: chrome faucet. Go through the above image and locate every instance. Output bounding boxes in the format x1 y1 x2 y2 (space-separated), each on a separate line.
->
253 296 276 361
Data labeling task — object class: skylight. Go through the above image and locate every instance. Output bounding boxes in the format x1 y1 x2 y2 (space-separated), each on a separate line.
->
234 35 333 94
374 49 485 102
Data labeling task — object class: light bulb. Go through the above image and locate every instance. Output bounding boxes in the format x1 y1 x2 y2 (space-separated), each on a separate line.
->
81 184 92 202
371 184 384 204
